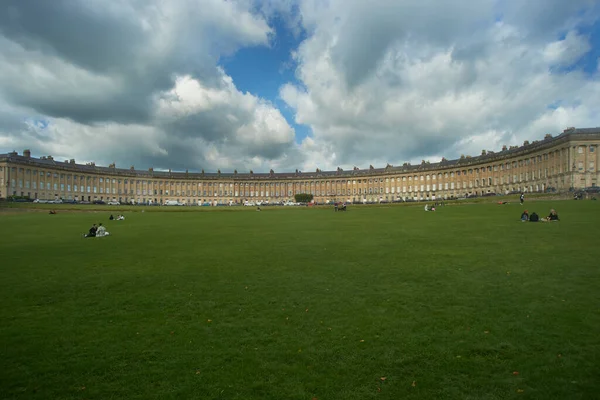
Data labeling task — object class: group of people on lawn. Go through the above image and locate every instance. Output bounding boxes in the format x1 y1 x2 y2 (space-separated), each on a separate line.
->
83 214 125 238
334 202 347 211
520 209 559 222
83 223 109 238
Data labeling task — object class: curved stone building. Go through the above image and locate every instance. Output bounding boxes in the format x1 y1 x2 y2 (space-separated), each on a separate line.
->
1 127 599 205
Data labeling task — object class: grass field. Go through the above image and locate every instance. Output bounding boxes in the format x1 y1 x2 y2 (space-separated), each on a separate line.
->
1 201 599 399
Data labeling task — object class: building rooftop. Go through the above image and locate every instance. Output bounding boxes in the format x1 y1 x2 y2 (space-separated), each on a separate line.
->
1 127 599 180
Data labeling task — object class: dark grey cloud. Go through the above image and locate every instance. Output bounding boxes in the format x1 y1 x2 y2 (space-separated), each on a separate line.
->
2 0 600 174
0 0 302 172
0 0 147 74
0 0 269 125
0 1 168 124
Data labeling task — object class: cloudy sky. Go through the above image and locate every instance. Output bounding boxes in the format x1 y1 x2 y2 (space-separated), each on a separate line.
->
0 0 599 173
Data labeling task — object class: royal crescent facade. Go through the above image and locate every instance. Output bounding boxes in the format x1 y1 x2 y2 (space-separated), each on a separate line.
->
1 127 599 205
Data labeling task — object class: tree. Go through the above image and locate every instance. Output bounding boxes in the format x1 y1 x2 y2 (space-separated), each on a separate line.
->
294 193 314 203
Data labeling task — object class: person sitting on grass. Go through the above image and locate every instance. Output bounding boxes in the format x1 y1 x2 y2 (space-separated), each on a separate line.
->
529 212 539 222
520 210 529 222
83 224 97 238
545 209 559 221
96 223 110 237
109 214 114 220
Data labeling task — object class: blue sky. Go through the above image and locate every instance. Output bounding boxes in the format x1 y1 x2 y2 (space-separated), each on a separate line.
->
219 15 311 144
0 0 599 173
577 19 600 75
220 8 600 140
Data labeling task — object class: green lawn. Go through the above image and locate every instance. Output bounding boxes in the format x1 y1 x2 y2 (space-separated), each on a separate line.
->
0 201 599 399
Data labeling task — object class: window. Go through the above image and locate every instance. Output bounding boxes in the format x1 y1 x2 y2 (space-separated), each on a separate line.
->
578 147 583 154
591 146 596 153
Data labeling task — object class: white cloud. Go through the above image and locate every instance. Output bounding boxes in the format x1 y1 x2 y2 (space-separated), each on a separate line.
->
280 0 600 169
543 31 591 66
1 0 599 173
0 0 300 171
3 70 300 172
155 73 297 168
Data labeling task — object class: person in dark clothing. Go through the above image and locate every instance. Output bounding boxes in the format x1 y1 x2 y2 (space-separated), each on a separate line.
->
529 212 539 222
520 193 524 205
109 214 114 220
83 224 97 238
546 209 559 221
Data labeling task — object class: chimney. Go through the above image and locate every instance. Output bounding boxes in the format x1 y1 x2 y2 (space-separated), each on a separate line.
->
23 149 31 158
502 145 507 151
